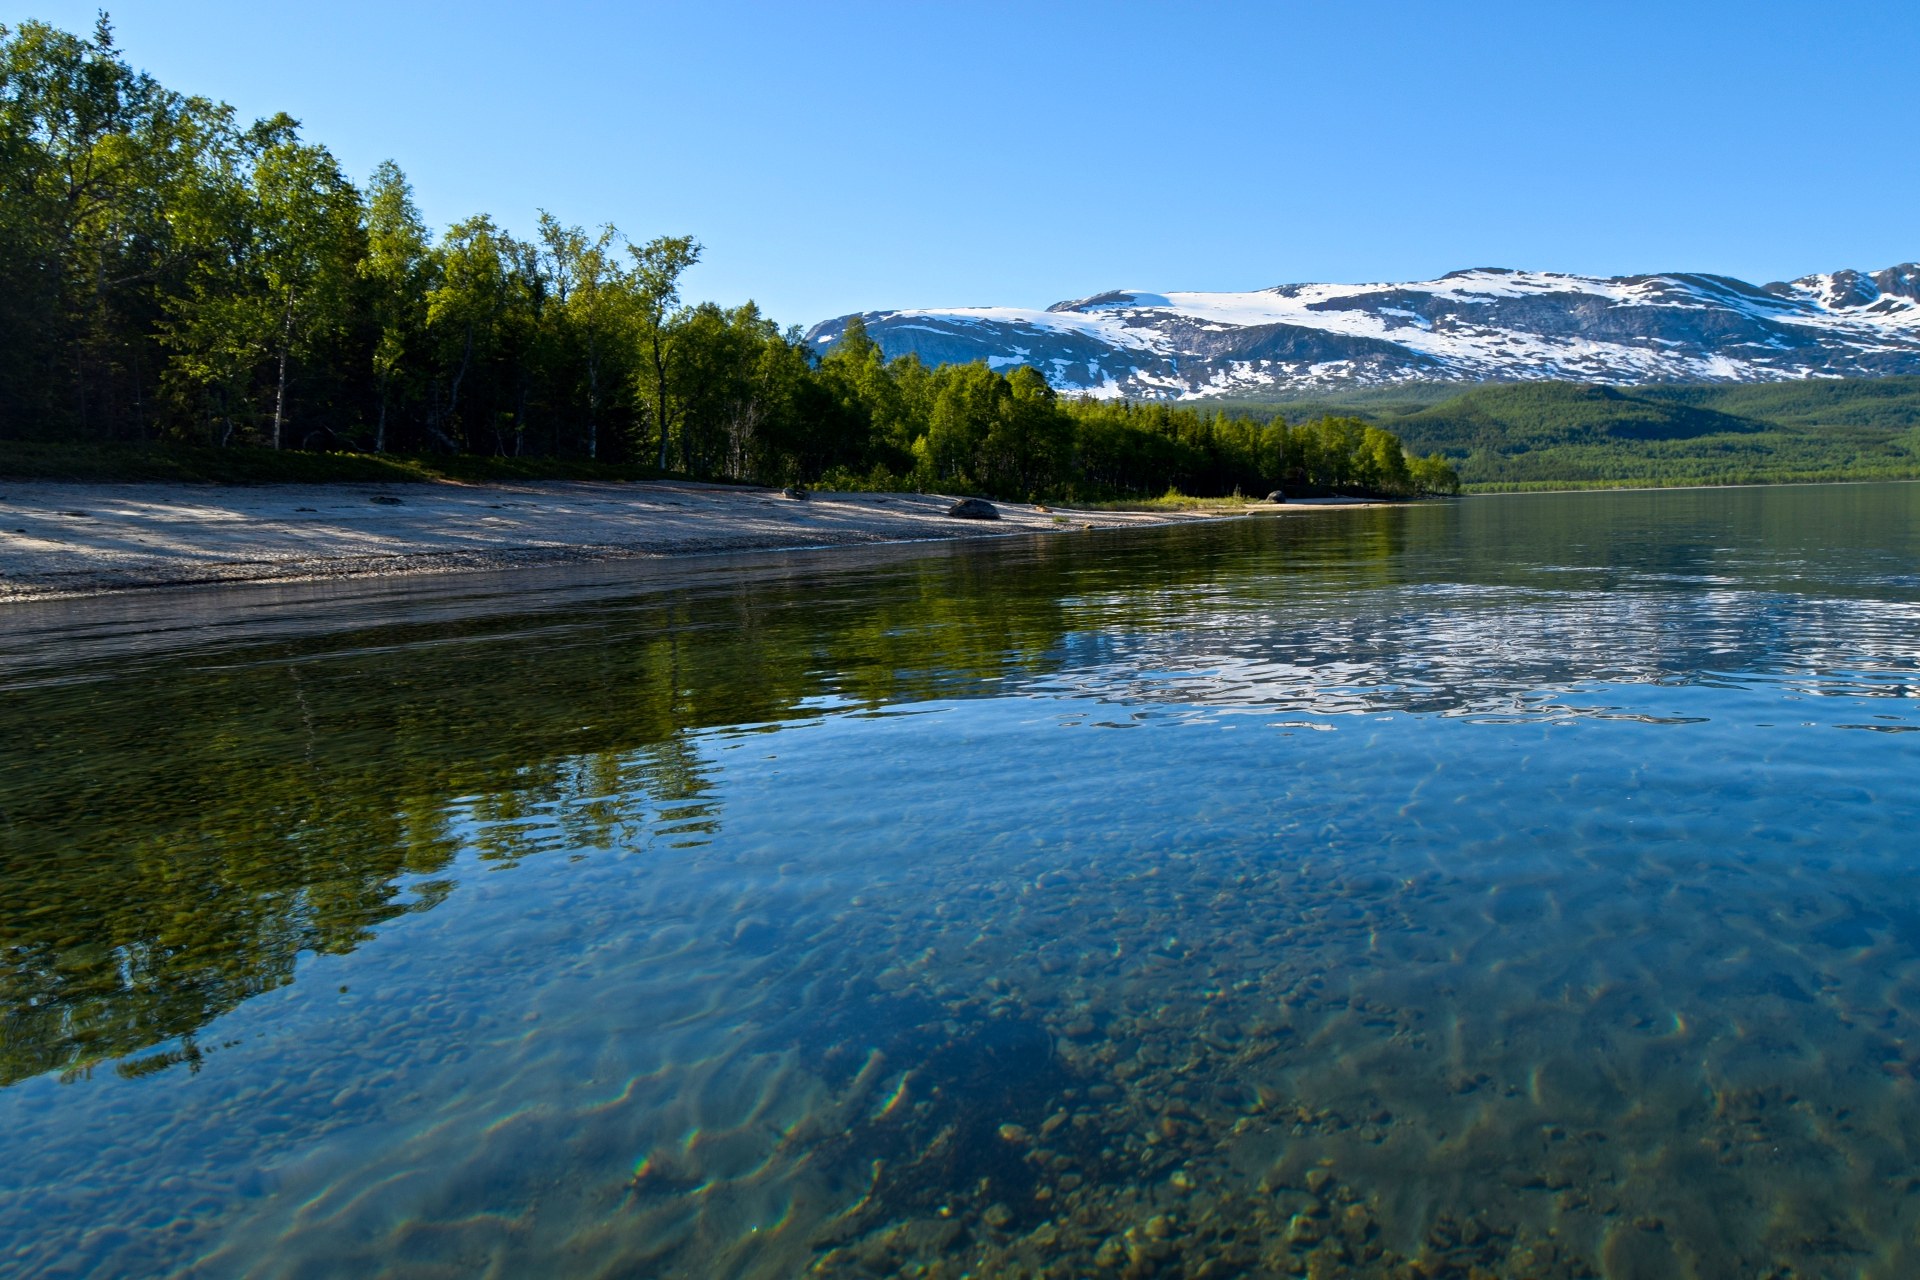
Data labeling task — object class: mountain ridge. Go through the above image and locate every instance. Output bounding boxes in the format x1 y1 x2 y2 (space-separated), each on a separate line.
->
805 263 1920 400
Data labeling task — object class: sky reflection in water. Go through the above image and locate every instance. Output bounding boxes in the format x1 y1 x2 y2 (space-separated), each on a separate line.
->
2 483 1918 1278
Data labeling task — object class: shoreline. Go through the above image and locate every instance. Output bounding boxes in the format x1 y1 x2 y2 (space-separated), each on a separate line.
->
1467 475 1920 497
0 480 1388 604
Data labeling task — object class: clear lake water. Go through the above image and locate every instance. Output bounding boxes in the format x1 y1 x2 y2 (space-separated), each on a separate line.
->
2 483 1918 1278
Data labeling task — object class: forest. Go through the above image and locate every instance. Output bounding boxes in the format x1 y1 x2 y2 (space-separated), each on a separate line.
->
1209 378 1920 491
0 18 1457 500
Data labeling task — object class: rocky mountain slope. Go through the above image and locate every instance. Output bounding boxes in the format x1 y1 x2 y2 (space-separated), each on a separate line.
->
805 264 1920 400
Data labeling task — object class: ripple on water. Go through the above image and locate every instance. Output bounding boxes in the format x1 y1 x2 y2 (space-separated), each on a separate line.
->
2 484 1919 1277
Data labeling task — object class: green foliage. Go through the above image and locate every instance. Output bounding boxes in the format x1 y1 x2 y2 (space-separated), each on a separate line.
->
0 18 1449 502
1202 378 1920 491
1395 381 1920 490
363 162 432 451
2 19 1910 500
628 233 703 469
1203 383 1467 421
1062 402 1453 499
1633 377 1920 430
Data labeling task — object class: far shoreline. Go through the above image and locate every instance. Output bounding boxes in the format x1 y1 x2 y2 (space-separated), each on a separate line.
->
1465 475 1920 497
0 479 1394 605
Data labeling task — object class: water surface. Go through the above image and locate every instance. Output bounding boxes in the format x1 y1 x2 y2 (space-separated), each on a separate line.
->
3 484 1919 1278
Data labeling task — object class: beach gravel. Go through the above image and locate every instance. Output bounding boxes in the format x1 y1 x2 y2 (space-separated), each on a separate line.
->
0 480 1262 601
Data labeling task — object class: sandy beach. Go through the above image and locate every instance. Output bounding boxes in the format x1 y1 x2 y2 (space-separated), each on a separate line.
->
0 480 1372 602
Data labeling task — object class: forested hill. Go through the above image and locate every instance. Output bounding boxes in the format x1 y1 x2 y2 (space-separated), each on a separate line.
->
0 18 1455 501
1206 379 1920 491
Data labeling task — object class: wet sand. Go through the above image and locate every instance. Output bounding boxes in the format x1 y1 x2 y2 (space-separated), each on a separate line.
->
0 481 1385 602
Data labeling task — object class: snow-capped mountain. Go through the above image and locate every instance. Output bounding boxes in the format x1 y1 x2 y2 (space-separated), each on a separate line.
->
804 264 1920 399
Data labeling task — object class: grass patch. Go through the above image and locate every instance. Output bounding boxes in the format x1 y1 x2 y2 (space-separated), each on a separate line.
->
1088 487 1257 512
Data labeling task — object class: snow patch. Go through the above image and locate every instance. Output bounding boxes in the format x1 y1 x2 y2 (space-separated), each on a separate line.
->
824 263 1920 399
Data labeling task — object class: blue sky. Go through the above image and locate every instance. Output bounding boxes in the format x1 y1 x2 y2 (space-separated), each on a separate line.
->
16 1 1918 329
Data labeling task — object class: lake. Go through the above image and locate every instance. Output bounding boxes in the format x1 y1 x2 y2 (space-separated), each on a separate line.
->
3 482 1918 1279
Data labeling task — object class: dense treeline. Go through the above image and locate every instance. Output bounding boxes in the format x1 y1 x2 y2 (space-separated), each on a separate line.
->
1390 383 1920 490
1212 379 1920 491
0 19 1455 498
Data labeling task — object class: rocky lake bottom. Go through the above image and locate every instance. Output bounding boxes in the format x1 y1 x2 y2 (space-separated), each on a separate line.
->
2 482 1918 1278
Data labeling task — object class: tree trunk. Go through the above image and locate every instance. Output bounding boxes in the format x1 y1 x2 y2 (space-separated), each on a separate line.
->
586 328 600 461
445 321 473 450
132 342 146 441
375 376 388 453
272 347 288 450
513 382 526 457
652 327 671 471
272 288 296 451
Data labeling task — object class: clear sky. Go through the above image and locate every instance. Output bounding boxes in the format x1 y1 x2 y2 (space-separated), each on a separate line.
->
14 1 1918 330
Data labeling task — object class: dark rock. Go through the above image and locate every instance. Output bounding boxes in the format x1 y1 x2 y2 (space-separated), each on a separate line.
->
947 497 999 520
1265 491 1287 504
780 486 808 500
368 495 404 506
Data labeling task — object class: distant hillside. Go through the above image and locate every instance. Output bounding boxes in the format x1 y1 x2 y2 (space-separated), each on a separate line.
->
1214 377 1920 491
1394 384 1765 450
1633 378 1920 431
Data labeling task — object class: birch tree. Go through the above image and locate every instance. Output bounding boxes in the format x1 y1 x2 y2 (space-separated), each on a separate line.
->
627 234 701 470
362 161 432 452
539 214 622 459
249 123 361 449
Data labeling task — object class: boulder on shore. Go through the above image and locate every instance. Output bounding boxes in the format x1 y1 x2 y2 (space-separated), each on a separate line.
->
946 497 999 520
1265 490 1287 504
781 486 808 500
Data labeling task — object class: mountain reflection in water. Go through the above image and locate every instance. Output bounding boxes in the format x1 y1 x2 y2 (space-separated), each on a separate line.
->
2 482 1918 1278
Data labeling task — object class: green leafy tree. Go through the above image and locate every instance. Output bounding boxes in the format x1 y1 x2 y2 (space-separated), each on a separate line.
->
988 365 1073 496
738 325 818 483
0 15 1467 498
249 124 363 448
362 161 432 452
0 16 194 436
1408 451 1461 494
1354 424 1412 492
538 215 625 459
158 110 277 445
425 215 516 451
158 115 362 449
627 233 701 469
